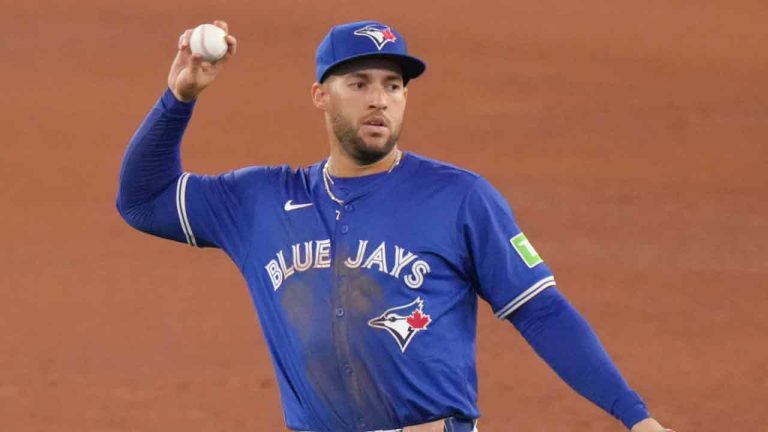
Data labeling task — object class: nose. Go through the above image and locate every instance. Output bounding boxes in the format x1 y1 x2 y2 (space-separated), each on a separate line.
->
367 85 388 110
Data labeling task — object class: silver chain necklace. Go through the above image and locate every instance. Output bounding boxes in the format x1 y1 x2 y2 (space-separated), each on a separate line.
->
322 150 402 205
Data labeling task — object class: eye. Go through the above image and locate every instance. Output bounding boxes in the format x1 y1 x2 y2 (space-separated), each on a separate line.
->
350 81 366 89
389 83 402 91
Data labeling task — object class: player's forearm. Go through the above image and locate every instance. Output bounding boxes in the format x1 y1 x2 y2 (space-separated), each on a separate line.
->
116 89 195 227
508 287 650 430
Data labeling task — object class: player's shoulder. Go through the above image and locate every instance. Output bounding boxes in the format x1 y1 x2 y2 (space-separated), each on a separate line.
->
406 152 510 206
214 163 311 196
407 153 481 181
406 152 485 190
225 163 312 182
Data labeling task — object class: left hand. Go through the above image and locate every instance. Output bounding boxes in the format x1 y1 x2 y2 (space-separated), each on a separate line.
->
631 417 675 432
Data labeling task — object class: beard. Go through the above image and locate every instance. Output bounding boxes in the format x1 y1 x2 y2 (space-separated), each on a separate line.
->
330 112 401 165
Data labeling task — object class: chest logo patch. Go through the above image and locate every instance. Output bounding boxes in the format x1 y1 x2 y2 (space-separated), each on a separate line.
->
368 298 431 353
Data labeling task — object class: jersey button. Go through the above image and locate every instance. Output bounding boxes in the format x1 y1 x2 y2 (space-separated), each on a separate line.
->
340 225 350 234
334 307 345 317
343 364 353 374
344 204 354 212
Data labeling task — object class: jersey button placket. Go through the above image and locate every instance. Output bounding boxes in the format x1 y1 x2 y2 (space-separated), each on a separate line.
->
357 418 367 429
331 215 366 424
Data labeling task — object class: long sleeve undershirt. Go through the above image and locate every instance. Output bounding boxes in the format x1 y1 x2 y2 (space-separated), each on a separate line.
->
510 287 649 429
116 89 196 241
117 89 650 430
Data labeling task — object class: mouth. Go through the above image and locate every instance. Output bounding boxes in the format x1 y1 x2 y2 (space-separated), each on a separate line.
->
360 116 389 133
363 117 388 129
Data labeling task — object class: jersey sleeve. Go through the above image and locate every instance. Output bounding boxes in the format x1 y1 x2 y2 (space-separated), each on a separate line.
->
458 177 556 319
116 89 277 264
175 166 274 262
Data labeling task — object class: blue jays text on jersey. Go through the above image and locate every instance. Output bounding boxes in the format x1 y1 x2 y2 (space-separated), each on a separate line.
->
265 240 431 291
121 91 556 432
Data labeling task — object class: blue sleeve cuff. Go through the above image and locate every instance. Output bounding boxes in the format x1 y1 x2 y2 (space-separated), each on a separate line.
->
613 390 650 429
160 88 196 117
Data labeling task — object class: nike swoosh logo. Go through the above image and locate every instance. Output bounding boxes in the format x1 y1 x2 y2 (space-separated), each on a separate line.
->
284 200 314 211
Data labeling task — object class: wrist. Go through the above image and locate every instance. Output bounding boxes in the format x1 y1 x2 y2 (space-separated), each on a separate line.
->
170 87 197 103
612 390 649 430
161 88 197 117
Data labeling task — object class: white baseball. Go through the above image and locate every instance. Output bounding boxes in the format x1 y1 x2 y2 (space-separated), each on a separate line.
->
189 24 228 62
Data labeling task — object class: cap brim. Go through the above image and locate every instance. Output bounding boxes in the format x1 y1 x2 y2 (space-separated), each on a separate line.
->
319 53 426 85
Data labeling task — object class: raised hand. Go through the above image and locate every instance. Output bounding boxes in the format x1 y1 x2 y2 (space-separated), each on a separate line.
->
167 20 237 102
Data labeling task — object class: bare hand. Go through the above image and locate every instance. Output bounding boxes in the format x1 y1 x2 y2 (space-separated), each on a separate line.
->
167 20 237 102
631 417 675 432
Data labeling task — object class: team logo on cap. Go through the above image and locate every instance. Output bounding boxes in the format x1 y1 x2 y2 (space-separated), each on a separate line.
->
368 298 431 352
353 24 398 50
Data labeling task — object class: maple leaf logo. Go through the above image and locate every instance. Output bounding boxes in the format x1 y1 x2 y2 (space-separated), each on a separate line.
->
381 28 397 42
406 310 431 329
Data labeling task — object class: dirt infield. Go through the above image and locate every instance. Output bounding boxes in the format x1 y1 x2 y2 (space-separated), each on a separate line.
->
2 1 766 430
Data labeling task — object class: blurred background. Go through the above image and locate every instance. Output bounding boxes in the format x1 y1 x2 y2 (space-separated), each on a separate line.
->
1 0 766 430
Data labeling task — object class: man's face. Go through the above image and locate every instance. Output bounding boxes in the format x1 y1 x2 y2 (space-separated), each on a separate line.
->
314 58 408 165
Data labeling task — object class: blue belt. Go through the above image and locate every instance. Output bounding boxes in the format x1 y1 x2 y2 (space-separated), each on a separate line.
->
443 417 478 432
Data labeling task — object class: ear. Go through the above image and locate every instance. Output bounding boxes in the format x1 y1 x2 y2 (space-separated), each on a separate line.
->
311 82 328 110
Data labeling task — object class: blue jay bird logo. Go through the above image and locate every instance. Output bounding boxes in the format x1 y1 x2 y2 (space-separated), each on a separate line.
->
368 298 431 352
353 25 398 50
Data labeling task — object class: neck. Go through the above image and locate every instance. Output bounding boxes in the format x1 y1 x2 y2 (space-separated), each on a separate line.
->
327 146 401 177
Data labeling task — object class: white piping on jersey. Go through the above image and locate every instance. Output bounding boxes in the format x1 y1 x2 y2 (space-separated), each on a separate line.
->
175 172 197 247
495 275 556 319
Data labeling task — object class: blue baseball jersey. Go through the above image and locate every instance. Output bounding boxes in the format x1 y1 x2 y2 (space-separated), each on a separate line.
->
169 151 555 431
119 90 655 432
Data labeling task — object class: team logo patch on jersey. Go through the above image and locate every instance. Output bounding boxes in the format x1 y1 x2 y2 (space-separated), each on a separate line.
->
353 25 397 50
510 233 543 268
368 298 431 353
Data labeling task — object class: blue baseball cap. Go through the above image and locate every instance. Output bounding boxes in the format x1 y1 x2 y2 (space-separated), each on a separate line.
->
315 20 426 85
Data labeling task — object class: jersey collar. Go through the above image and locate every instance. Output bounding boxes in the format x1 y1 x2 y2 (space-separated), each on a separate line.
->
313 151 416 205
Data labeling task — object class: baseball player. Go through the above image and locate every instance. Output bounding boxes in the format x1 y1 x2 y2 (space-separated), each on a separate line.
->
117 20 674 432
